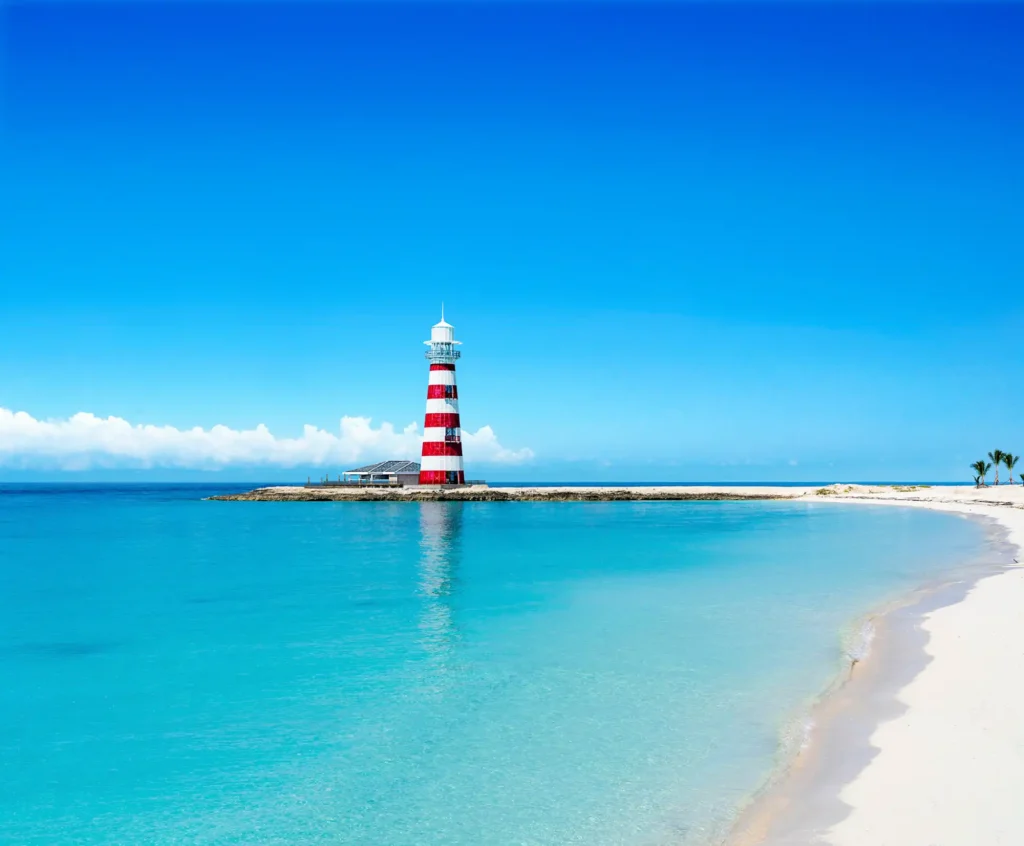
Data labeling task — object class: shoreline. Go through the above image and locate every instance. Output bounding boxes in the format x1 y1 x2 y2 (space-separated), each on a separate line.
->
726 489 1024 846
209 481 1024 844
207 484 812 502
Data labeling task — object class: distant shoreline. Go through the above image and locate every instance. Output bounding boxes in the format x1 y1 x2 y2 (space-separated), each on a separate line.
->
205 482 955 502
207 484 814 502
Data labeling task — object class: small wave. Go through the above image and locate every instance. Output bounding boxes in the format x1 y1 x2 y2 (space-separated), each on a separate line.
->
768 619 877 783
778 712 815 760
842 617 876 665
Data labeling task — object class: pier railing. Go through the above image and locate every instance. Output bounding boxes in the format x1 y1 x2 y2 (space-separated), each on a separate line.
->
303 479 487 489
304 480 403 488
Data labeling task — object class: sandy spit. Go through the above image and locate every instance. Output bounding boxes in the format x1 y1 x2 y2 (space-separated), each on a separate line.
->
207 484 812 502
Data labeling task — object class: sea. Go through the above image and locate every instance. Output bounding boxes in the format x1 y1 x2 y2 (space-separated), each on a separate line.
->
0 484 998 845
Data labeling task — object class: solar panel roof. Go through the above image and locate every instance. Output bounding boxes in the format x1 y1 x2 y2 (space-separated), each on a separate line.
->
345 460 422 474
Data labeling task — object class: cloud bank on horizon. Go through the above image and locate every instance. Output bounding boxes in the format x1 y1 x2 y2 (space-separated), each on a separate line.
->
0 408 534 471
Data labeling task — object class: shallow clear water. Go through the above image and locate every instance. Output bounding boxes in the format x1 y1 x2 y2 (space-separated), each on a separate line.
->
0 485 990 845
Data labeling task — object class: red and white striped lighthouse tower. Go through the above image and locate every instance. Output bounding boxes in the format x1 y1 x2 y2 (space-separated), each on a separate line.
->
419 308 465 486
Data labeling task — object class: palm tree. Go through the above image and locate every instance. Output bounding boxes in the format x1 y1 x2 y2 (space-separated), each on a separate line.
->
1004 453 1019 484
988 450 1004 484
973 475 981 489
971 460 992 486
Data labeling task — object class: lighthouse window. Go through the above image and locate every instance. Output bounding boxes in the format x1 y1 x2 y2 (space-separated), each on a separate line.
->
445 427 460 441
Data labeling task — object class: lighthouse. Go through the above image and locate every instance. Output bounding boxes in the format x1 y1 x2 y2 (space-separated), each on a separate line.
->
419 309 465 486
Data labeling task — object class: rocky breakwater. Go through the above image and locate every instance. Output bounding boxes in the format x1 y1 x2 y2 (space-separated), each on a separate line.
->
208 486 804 503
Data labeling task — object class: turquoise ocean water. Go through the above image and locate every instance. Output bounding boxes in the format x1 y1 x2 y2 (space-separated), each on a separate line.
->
0 485 992 845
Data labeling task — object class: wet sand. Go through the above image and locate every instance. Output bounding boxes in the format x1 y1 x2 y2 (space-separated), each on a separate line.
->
728 486 1024 846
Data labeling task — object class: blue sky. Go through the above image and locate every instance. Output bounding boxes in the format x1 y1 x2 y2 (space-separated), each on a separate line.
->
2 1 1022 481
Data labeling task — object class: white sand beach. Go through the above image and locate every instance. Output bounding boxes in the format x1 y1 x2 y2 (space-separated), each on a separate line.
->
735 484 1024 846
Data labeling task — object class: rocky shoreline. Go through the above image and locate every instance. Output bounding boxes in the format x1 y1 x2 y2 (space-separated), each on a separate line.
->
208 486 805 503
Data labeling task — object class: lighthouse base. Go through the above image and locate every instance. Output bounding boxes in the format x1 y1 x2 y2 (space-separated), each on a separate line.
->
418 471 466 485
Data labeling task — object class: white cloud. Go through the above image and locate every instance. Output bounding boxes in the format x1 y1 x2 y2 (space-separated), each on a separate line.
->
460 425 534 465
0 408 534 471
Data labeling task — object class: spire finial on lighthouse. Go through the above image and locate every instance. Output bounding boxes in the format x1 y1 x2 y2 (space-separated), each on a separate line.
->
441 302 445 323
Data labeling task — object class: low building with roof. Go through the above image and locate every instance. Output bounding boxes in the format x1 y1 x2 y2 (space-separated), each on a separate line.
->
340 461 422 487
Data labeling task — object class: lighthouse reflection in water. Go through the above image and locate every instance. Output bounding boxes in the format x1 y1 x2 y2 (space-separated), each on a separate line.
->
416 502 464 694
